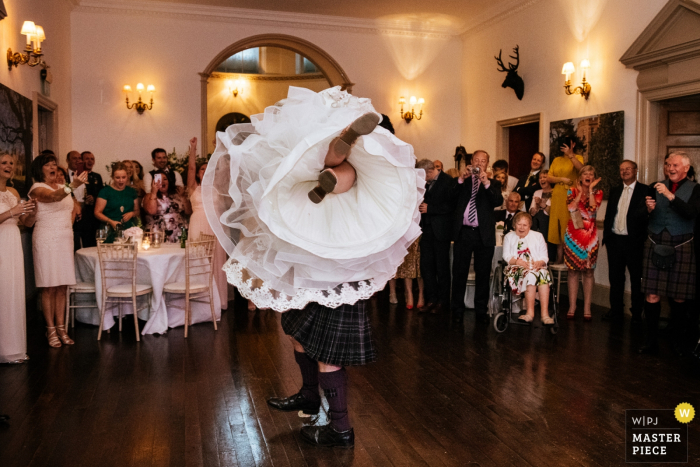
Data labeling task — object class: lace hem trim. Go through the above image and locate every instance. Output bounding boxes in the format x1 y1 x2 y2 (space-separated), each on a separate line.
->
223 260 384 312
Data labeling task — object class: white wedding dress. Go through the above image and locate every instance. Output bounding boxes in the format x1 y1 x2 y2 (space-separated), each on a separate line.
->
203 86 424 311
0 190 28 363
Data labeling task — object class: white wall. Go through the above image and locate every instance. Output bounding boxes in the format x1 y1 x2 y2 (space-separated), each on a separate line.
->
460 0 669 302
70 6 462 176
0 0 73 156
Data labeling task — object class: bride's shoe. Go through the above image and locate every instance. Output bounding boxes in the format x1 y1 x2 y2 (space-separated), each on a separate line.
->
327 113 381 162
308 169 338 204
46 327 61 348
56 325 75 345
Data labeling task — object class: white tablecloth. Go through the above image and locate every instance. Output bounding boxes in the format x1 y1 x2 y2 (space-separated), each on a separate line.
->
74 244 221 335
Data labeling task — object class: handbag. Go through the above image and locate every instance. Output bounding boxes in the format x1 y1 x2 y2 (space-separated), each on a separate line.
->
570 210 584 230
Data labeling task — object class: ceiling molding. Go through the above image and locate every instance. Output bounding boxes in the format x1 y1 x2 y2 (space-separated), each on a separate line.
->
75 0 460 39
459 0 543 37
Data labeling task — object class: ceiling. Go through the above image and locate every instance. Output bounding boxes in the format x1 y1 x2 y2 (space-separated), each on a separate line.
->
111 0 518 30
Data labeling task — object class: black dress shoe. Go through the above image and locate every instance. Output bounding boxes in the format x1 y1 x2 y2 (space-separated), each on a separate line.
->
602 310 624 322
476 314 489 324
267 392 320 415
637 344 659 355
453 311 464 323
301 424 354 448
418 302 434 313
430 303 443 315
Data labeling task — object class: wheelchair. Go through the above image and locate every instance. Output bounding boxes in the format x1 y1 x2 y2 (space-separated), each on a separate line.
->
488 261 559 334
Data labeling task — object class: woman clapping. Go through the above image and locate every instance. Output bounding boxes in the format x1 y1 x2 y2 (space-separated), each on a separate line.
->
28 153 86 347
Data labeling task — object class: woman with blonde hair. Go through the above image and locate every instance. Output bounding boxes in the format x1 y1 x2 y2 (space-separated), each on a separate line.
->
564 165 602 321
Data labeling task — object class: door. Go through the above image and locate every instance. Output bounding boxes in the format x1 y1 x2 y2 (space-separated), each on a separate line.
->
507 121 540 179
658 94 700 180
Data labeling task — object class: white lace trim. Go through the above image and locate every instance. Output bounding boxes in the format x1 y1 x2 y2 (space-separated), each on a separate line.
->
224 260 384 312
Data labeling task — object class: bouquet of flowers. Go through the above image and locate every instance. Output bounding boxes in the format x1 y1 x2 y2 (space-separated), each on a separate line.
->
123 226 144 239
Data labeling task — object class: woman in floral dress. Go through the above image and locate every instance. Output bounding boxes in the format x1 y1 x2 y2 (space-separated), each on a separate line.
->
503 212 553 324
142 170 191 243
564 165 602 321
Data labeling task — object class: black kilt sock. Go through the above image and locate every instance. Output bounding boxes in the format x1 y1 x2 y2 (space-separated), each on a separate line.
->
294 351 320 402
319 368 351 432
644 301 661 347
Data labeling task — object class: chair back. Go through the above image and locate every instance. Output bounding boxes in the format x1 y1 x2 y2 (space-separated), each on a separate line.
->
96 242 139 293
197 233 216 242
185 238 216 291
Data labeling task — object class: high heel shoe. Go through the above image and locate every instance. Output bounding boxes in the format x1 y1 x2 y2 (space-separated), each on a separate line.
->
389 292 398 305
46 327 62 348
566 310 575 320
583 313 592 322
56 325 74 345
308 169 338 204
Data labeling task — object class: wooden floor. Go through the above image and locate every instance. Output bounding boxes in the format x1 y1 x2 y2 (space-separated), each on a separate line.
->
1 291 700 467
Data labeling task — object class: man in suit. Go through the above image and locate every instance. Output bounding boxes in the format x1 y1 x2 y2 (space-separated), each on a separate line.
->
451 150 504 323
77 151 104 248
494 192 521 234
66 150 87 250
492 159 518 192
418 159 455 314
602 160 648 323
433 160 443 173
513 151 545 210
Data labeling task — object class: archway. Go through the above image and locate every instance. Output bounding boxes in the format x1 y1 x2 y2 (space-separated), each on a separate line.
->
200 34 354 152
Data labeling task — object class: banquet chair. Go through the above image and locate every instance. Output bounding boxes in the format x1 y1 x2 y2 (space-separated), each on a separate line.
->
164 237 218 338
96 242 152 342
65 281 97 330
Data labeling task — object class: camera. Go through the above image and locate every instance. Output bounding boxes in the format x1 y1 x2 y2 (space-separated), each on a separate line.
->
472 166 480 176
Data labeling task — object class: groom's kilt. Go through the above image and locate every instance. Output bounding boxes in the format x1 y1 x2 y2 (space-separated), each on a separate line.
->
642 230 696 300
281 299 376 367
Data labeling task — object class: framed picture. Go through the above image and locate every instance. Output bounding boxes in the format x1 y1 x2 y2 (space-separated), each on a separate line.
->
550 111 624 199
0 83 34 198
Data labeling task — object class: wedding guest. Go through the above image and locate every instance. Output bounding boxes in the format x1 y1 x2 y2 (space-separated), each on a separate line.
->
29 153 86 347
494 171 511 210
564 165 602 321
94 162 140 238
451 150 503 324
66 151 87 250
143 148 185 195
602 160 648 323
418 158 454 314
502 212 553 325
495 191 521 233
514 152 545 210
639 152 700 356
186 137 228 309
0 153 37 363
529 170 557 261
124 160 145 198
548 141 584 263
492 159 518 192
434 160 443 173
77 151 104 248
388 239 424 310
56 166 81 225
143 169 191 242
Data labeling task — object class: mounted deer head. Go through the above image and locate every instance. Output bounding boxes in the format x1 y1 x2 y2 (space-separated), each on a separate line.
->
495 45 524 100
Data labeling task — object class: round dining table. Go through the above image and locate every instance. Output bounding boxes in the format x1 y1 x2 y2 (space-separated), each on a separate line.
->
74 243 221 335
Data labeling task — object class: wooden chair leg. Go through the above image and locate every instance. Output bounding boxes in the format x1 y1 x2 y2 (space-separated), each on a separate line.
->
184 293 189 339
97 296 107 340
65 288 71 333
133 296 140 342
209 289 217 331
118 301 123 332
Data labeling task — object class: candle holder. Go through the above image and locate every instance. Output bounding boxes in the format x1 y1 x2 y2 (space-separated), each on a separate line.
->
151 231 163 249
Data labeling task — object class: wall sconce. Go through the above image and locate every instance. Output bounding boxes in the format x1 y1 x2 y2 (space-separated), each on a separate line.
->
226 79 243 98
399 95 424 123
123 83 155 114
7 21 48 70
562 60 591 100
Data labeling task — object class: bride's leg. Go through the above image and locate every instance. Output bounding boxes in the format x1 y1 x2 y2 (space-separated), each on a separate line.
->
323 113 380 167
328 161 356 194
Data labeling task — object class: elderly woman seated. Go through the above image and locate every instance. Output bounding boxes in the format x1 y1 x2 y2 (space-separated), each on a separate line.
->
502 212 554 325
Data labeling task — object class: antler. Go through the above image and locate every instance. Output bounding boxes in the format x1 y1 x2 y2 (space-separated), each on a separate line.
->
508 45 519 71
495 49 508 72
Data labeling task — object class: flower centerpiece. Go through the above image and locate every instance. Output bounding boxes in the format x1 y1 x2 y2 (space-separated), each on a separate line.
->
123 226 144 249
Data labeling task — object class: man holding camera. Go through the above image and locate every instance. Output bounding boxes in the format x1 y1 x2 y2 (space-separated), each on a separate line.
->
450 150 503 324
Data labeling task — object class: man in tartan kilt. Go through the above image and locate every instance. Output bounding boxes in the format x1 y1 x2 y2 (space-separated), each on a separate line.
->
265 300 376 448
639 152 700 356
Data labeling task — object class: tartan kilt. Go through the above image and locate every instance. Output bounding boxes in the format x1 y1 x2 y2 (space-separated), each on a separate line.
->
642 231 696 300
281 300 377 367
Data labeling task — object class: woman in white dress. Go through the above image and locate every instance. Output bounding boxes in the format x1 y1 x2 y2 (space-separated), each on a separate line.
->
502 212 553 325
186 137 228 310
0 154 37 363
202 86 423 311
28 153 87 347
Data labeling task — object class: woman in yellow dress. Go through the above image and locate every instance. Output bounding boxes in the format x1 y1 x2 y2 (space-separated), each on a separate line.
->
547 141 584 263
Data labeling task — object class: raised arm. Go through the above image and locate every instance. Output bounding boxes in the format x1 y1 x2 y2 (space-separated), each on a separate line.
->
186 137 198 197
30 172 87 204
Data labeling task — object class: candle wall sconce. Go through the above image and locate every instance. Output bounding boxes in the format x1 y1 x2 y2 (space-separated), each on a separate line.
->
123 83 155 114
7 21 48 70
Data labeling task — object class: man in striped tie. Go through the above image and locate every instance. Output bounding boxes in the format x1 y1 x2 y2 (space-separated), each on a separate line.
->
450 150 504 324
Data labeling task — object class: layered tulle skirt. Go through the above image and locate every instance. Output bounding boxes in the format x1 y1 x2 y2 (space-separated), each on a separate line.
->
202 86 424 311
